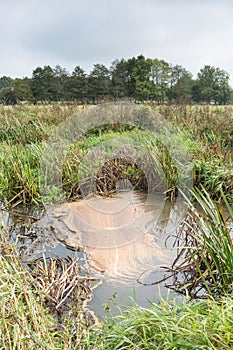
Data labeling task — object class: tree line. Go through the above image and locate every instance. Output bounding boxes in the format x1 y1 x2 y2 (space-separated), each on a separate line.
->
0 55 232 104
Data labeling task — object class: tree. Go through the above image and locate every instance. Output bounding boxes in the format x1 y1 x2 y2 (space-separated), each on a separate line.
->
150 59 170 103
65 65 88 102
0 76 15 104
193 65 231 104
88 64 110 102
133 55 153 101
125 56 138 97
53 65 69 101
169 65 193 103
0 76 12 89
31 65 56 102
12 78 33 102
110 59 128 99
0 87 16 104
213 67 231 104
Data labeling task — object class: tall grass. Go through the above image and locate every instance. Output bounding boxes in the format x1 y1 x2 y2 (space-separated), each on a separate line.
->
0 143 42 204
0 224 232 349
193 158 233 200
1 103 233 203
0 231 59 349
0 228 96 349
82 296 233 349
157 105 233 199
157 104 233 150
0 104 79 144
168 187 233 297
0 104 81 204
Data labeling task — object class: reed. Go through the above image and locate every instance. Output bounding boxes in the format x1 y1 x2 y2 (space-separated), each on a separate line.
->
0 142 42 204
0 228 97 349
167 187 233 297
1 103 233 204
156 104 233 200
0 104 79 144
0 229 59 349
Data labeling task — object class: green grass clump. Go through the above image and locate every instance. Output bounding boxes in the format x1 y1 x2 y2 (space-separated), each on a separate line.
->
172 188 233 297
0 104 81 204
156 104 233 200
0 229 94 349
0 236 60 349
193 158 233 201
82 296 233 349
0 143 42 204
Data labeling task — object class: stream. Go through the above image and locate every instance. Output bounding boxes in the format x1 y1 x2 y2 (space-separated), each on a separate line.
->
1 190 188 318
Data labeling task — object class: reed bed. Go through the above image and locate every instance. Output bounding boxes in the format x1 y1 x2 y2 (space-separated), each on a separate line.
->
0 104 79 144
1 103 233 204
1 103 233 349
164 188 233 298
158 104 233 149
0 229 59 349
157 104 233 199
0 227 98 349
0 104 81 204
0 225 232 349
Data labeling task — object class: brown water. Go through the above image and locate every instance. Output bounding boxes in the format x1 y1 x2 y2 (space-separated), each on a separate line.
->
1 191 187 317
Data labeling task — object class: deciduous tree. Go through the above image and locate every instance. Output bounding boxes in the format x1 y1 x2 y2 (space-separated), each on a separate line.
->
193 65 231 104
169 65 193 103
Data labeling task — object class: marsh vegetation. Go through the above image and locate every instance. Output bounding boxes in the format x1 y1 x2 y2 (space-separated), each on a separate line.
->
0 103 233 349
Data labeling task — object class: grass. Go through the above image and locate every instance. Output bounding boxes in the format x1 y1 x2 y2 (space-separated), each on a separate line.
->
0 226 232 349
0 104 79 144
0 227 97 349
193 157 233 201
82 296 233 349
168 187 233 298
0 231 59 349
0 102 233 347
0 103 233 204
0 143 42 204
156 104 233 200
0 104 80 205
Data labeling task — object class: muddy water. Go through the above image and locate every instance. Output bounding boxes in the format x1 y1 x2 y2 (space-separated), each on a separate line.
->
1 191 187 317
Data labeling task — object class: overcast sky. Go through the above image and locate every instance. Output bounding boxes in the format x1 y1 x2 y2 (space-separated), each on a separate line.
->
1 0 233 83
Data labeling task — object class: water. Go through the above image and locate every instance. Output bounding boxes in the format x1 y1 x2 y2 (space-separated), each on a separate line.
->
0 190 188 317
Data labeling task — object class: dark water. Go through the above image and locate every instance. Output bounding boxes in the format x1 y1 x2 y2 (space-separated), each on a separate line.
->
0 191 187 317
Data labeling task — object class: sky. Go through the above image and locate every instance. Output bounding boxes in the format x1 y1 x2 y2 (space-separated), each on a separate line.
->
1 0 233 83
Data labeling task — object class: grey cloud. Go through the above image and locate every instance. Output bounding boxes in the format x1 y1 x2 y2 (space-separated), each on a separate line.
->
0 0 233 83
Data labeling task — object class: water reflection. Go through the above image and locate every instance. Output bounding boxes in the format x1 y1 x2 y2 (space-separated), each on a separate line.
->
32 191 187 286
1 190 188 316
